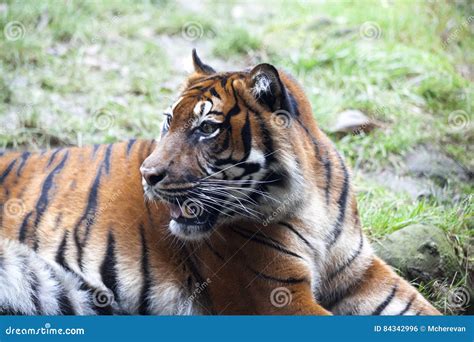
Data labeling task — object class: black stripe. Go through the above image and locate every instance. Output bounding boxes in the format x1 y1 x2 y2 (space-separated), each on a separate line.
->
398 295 416 315
372 284 398 315
327 152 349 248
16 152 31 176
126 139 136 157
323 150 332 205
74 144 113 268
0 159 17 184
138 225 151 315
42 264 77 315
100 231 120 303
55 230 71 271
236 226 285 248
249 105 276 165
18 212 33 242
231 227 303 260
30 151 69 250
294 116 333 202
58 290 75 315
327 232 364 281
0 308 24 315
279 222 315 251
196 156 208 176
45 148 63 169
209 87 221 99
30 272 43 315
247 265 306 284
204 240 224 261
33 152 69 228
103 144 113 175
91 144 100 159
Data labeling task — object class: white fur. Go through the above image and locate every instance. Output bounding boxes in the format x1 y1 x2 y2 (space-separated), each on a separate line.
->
252 73 271 98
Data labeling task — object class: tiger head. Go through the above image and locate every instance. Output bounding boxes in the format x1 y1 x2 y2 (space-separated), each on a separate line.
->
141 50 318 240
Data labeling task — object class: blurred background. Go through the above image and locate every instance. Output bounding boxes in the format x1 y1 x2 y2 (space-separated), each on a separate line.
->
0 0 472 314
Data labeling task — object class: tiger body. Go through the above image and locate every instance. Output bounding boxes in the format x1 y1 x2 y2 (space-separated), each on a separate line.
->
0 51 439 315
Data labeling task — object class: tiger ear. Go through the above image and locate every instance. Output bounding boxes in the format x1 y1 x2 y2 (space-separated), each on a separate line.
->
192 49 216 75
247 63 292 113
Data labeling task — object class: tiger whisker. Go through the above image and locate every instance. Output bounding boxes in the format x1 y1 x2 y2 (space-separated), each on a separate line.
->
192 190 260 221
188 190 233 218
197 194 260 220
199 188 261 217
199 185 260 206
202 184 278 203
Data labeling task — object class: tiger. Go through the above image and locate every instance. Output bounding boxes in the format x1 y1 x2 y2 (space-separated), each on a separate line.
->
0 49 440 315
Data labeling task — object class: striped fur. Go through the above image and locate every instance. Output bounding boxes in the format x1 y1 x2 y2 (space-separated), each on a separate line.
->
0 237 117 315
0 50 439 315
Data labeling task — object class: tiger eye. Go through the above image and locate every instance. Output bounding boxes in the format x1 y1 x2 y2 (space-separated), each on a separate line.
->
200 122 218 134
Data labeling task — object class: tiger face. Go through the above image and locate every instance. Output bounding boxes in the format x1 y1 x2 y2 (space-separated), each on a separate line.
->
140 50 304 240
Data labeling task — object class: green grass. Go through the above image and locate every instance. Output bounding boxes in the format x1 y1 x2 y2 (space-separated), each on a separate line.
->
0 0 472 313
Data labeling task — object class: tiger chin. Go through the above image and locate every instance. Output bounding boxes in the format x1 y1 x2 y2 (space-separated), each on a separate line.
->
0 50 441 315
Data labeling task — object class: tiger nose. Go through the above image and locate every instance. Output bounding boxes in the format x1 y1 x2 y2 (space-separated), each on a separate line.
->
140 167 167 186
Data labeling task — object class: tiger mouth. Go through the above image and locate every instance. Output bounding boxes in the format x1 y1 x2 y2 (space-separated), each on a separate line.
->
165 201 218 240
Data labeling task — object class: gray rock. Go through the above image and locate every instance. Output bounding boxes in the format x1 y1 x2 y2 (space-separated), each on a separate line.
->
330 109 380 135
373 224 462 283
405 145 472 184
364 170 440 200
